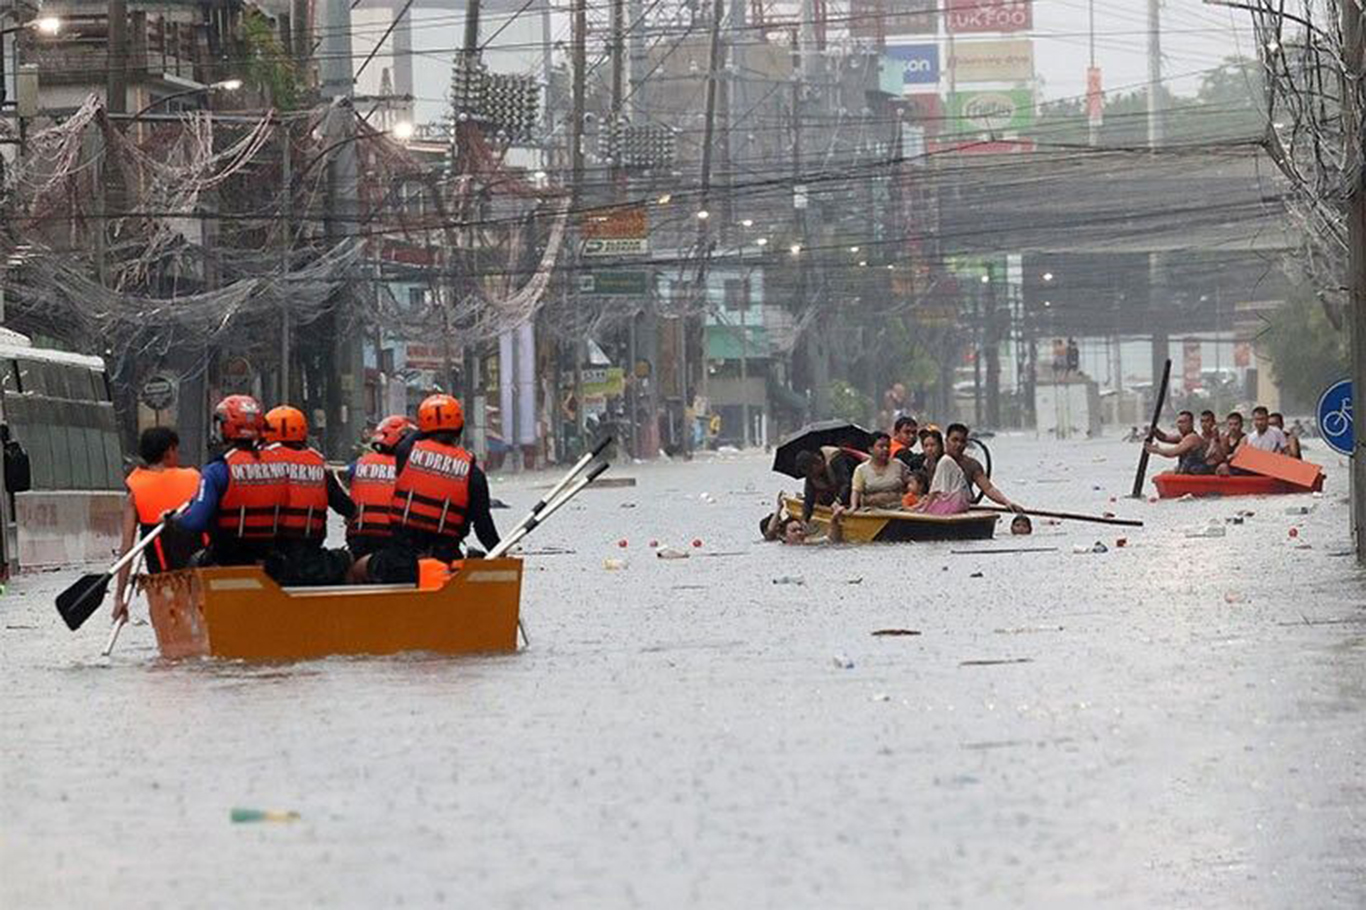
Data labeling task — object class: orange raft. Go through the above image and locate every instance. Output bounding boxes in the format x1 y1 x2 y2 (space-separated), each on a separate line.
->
1153 472 1324 499
144 560 523 660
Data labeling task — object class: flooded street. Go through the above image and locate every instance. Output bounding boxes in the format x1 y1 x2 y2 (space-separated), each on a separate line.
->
4 435 1365 907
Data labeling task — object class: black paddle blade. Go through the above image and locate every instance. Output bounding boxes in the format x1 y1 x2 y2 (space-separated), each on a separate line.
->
55 573 111 631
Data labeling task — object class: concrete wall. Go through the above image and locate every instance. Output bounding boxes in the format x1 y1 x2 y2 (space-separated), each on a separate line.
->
16 491 123 569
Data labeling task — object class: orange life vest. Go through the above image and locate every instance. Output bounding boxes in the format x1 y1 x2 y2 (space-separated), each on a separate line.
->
217 446 289 540
349 451 396 537
390 439 473 540
265 443 328 539
126 465 202 572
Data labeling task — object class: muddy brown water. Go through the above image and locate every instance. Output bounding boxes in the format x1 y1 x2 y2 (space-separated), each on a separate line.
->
3 436 1365 907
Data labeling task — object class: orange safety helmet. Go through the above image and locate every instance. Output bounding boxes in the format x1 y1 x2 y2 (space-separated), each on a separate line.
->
214 395 264 443
371 414 414 450
417 394 464 434
263 405 309 444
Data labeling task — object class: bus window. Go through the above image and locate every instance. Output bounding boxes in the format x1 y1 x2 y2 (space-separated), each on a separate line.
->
65 366 96 402
15 360 44 396
0 360 19 396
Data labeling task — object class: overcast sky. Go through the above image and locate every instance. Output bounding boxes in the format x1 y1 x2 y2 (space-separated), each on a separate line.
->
401 0 1257 125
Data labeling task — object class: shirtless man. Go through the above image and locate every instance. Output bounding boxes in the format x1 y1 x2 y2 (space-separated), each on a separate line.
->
1146 410 1209 474
944 423 1023 511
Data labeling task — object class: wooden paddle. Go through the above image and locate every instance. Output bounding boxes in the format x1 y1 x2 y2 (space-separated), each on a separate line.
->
1131 358 1172 498
56 522 168 632
979 505 1143 528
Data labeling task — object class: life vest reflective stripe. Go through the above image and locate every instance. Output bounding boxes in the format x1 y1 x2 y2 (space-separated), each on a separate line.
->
126 466 202 572
216 446 289 540
349 452 396 536
264 443 328 538
390 439 473 539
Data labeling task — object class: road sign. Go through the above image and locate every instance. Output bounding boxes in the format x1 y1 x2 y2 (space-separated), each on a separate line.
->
140 373 177 411
1317 378 1353 456
582 238 649 256
579 271 650 295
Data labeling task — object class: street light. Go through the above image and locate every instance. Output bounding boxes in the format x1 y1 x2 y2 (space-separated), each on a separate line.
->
696 209 710 221
130 78 242 120
789 243 801 255
0 15 61 37
1042 271 1054 282
740 218 753 227
980 274 990 284
755 237 768 247
390 120 415 140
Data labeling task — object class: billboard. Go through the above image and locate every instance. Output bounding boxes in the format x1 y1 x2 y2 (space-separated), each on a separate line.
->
849 0 937 40
886 44 940 86
949 39 1034 83
948 88 1035 134
581 204 649 256
947 0 1033 34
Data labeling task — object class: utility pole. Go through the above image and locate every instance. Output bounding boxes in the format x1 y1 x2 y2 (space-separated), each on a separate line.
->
107 0 127 114
984 269 1000 428
279 123 292 403
460 0 486 461
1147 0 1168 406
1087 0 1098 147
1343 2 1366 561
319 0 360 457
570 0 587 454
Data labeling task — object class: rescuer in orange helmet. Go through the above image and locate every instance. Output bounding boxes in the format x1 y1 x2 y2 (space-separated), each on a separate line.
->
343 414 415 560
352 394 500 584
260 405 356 585
168 394 290 567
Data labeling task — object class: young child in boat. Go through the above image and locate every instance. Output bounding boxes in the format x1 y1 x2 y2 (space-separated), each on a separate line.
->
901 472 927 510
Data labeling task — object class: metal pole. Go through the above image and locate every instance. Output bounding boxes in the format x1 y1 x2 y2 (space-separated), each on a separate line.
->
739 253 750 448
570 0 586 453
1087 0 1098 147
1343 1 1366 561
1147 0 1167 404
280 124 292 403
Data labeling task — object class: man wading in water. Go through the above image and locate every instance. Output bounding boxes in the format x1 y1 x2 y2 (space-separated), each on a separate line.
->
1146 410 1210 474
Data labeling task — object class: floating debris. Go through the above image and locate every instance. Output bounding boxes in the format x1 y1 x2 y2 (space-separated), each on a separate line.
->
230 808 300 824
959 658 1034 667
871 628 921 637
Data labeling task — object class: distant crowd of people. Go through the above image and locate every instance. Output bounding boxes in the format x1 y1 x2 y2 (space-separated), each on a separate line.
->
1144 406 1304 475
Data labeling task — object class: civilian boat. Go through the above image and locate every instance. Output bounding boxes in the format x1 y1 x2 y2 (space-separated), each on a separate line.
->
1152 472 1324 499
782 496 998 542
144 561 523 660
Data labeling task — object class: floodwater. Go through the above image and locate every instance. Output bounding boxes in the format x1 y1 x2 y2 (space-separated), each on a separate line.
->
3 436 1365 908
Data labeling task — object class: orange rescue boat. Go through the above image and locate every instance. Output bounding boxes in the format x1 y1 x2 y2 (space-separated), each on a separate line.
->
144 560 523 660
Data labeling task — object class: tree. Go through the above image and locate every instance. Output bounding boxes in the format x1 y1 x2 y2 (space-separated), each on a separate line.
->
1261 289 1347 410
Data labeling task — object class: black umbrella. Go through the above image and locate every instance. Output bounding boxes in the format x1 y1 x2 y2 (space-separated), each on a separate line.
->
772 420 877 478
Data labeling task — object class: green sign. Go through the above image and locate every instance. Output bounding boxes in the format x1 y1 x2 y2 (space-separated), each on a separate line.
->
948 89 1034 134
579 271 650 296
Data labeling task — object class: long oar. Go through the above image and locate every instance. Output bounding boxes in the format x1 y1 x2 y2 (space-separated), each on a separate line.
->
102 544 146 657
1131 358 1172 498
56 522 168 631
532 435 614 515
493 435 613 553
489 461 611 560
979 505 1143 528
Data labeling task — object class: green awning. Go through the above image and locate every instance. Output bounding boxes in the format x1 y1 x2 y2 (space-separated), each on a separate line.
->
705 324 771 360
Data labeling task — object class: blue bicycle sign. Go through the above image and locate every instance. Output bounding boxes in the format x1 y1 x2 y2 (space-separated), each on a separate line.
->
1317 379 1353 456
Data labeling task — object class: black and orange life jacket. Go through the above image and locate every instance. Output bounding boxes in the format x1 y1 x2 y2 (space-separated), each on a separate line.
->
217 446 289 540
265 442 328 539
126 465 202 572
349 451 397 538
390 439 473 540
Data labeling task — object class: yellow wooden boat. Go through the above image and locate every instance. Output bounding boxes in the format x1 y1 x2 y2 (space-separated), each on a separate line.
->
144 559 523 660
783 496 998 543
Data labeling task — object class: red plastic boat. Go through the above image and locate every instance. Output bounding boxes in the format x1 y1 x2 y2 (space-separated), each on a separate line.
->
1153 472 1324 499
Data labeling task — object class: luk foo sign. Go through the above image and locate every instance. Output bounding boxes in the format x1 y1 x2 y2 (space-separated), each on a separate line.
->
1317 379 1353 456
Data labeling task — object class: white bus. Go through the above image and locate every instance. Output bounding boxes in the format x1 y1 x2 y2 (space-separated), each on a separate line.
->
0 329 124 572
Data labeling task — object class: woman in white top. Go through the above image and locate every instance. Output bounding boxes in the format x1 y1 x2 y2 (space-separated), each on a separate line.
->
850 433 909 510
911 429 972 515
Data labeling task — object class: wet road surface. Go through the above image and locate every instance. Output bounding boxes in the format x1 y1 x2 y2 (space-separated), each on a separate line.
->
3 436 1365 907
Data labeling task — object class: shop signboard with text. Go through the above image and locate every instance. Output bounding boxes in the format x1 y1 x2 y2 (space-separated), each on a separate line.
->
947 0 1033 34
948 89 1035 134
949 39 1034 83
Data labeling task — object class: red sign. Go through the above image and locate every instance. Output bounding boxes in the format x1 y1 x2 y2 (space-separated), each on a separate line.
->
1182 339 1202 392
947 0 1033 34
1086 66 1103 127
